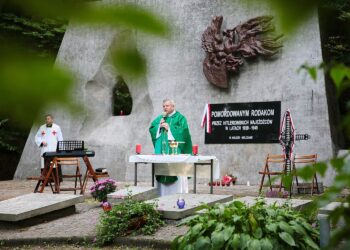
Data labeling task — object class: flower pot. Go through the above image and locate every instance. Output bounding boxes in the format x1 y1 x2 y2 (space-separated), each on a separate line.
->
101 201 112 212
103 205 112 212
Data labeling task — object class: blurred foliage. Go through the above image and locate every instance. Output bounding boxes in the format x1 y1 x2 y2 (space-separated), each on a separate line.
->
0 47 76 126
0 12 66 58
111 32 147 78
245 1 350 248
0 0 169 126
246 0 318 34
112 77 132 116
293 63 350 249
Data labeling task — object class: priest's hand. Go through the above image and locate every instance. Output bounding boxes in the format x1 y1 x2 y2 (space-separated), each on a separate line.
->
160 122 169 131
42 141 48 147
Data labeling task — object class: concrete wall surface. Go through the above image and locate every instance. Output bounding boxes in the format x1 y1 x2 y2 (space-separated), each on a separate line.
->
15 0 336 186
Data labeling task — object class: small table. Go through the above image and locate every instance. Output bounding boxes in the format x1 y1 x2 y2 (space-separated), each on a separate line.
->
129 154 217 194
36 151 98 194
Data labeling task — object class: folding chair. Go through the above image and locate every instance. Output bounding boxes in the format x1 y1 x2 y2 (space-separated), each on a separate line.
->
82 168 109 195
28 175 56 193
293 154 318 195
259 154 286 193
56 157 83 194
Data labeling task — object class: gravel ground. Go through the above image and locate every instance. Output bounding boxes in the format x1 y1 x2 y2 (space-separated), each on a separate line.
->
1 179 335 249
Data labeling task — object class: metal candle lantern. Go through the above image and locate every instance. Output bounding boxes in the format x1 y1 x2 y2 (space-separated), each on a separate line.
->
177 197 185 209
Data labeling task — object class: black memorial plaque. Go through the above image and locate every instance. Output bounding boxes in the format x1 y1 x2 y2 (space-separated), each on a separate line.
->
205 101 281 144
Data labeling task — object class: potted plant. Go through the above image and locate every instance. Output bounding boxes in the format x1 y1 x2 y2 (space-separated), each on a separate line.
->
90 178 117 202
101 201 112 212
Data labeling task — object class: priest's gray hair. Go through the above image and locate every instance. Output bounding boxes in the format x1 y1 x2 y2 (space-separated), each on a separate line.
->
45 114 53 119
163 99 175 106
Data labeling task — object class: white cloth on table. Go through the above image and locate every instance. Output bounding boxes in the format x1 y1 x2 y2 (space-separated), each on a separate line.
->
157 176 188 196
130 155 220 179
129 155 220 196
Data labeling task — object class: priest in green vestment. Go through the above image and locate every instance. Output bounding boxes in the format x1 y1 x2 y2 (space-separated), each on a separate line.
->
149 99 192 194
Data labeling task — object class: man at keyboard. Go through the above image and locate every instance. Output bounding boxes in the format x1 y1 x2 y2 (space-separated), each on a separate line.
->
35 114 63 171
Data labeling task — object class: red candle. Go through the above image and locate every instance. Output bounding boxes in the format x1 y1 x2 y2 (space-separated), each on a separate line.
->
192 144 198 155
136 144 141 154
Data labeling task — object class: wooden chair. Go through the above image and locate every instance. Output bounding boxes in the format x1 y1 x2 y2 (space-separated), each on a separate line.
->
28 175 56 193
28 161 59 193
55 157 83 194
259 154 286 193
293 154 319 195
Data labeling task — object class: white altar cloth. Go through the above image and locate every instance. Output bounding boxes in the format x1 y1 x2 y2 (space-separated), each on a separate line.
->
129 154 220 179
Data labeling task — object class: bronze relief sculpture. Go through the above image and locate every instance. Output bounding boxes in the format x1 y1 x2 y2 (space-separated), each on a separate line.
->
201 16 283 88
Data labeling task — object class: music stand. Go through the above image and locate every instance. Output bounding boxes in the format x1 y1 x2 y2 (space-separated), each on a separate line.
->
56 141 84 152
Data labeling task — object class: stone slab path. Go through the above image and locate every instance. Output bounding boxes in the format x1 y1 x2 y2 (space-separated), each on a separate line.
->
0 193 84 221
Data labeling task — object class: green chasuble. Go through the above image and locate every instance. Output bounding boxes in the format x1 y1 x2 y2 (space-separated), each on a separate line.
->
149 111 192 184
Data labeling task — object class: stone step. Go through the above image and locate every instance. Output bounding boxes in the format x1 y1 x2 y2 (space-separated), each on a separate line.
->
228 196 312 210
0 193 84 222
292 182 324 194
196 196 313 215
107 186 158 203
146 193 233 220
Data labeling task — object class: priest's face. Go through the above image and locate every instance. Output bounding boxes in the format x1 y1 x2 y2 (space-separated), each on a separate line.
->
46 115 53 126
163 101 175 115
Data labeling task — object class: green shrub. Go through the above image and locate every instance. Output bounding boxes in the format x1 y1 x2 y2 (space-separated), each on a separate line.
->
95 197 165 246
172 199 319 250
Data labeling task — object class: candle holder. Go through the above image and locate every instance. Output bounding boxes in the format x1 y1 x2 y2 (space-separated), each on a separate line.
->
177 197 185 209
192 144 198 155
136 144 142 154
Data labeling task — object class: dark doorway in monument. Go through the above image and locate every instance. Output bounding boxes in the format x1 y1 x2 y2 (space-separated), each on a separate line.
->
112 76 132 116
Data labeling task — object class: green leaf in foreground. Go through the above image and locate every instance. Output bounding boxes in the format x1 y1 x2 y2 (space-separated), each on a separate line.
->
0 51 76 125
279 232 295 246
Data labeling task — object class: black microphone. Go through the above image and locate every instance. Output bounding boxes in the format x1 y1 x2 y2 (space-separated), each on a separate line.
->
161 112 167 132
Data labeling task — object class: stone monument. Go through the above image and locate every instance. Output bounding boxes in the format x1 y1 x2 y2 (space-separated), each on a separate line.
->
15 0 336 186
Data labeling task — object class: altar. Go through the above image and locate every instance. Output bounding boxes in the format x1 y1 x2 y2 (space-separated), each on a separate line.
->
129 154 220 194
